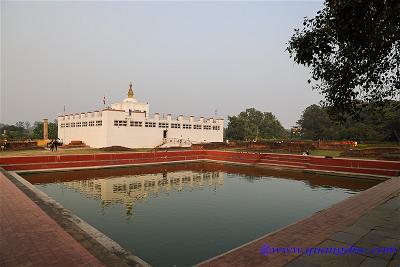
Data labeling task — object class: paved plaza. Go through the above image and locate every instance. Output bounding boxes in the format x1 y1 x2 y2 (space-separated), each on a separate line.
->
0 170 104 267
286 194 400 267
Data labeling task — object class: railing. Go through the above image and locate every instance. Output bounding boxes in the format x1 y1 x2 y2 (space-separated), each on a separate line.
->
163 138 192 146
154 138 192 149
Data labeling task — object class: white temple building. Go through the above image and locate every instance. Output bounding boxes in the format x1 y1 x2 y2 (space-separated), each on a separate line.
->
57 82 224 148
62 171 224 216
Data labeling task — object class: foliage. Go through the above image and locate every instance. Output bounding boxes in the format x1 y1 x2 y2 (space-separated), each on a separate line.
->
32 120 58 139
297 101 400 142
288 0 400 117
0 120 58 140
225 108 287 141
0 121 31 140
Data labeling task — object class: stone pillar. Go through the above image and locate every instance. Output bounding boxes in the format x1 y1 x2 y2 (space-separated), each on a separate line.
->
43 119 49 140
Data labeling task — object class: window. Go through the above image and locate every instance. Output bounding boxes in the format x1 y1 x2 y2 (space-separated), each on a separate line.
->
204 125 211 130
96 120 102 126
66 123 70 127
114 120 127 126
112 184 126 193
60 123 65 128
193 124 202 129
82 121 88 127
159 122 169 128
213 125 220 130
89 121 95 126
130 121 142 127
171 123 180 129
212 172 220 178
76 122 81 127
131 182 142 189
71 122 75 127
183 124 192 129
145 122 156 128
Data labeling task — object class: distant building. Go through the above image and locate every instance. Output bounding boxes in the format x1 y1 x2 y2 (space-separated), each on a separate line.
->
62 171 224 216
58 82 224 148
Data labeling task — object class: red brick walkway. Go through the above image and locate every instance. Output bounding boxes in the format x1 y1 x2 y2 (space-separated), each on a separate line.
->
0 172 104 267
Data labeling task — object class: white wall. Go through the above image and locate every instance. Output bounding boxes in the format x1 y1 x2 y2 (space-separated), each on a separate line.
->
58 109 224 148
58 111 106 147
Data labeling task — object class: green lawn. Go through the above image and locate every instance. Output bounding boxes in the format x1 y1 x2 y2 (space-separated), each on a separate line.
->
355 144 400 149
309 149 343 157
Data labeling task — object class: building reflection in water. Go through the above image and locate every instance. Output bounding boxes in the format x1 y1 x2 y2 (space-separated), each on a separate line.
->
61 171 224 218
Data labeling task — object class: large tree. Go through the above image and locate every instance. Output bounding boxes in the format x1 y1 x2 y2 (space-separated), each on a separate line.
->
297 104 335 140
298 101 400 141
288 0 400 117
225 108 287 141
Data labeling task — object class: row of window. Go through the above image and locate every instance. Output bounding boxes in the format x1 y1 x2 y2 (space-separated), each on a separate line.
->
61 120 221 130
111 172 221 193
60 121 102 128
114 121 221 130
114 120 127 126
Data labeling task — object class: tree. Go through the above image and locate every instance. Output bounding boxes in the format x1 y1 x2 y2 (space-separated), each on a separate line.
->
0 122 33 140
32 121 43 139
24 121 31 130
287 0 400 117
297 104 335 140
15 121 24 128
32 120 58 139
225 108 287 141
48 120 58 139
297 101 400 142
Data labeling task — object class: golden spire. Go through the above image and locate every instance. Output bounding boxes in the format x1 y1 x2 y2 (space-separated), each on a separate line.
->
128 81 134 98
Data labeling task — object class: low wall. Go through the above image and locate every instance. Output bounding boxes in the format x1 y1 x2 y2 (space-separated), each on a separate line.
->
0 150 399 177
1 141 41 150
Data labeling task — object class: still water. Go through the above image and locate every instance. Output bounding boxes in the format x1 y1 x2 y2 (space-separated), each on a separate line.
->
23 162 379 267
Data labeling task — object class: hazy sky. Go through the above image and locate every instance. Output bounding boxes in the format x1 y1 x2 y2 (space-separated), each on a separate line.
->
1 1 323 128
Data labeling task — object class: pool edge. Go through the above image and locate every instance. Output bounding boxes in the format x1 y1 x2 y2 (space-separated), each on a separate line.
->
195 176 400 267
2 168 151 267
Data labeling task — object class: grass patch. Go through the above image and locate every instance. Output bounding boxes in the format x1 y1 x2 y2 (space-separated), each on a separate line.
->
309 150 343 157
355 143 400 149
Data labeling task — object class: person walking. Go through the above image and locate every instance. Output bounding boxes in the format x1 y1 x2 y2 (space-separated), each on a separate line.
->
49 139 53 151
54 139 59 152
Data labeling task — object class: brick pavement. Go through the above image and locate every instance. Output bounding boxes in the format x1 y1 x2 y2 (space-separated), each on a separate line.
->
198 177 400 267
0 171 104 267
286 194 400 267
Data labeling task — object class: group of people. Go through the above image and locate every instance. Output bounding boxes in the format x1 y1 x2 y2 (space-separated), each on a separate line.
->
48 138 61 151
0 141 7 151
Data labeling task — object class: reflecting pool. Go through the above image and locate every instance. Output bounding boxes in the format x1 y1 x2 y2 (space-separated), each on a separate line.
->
23 162 379 267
